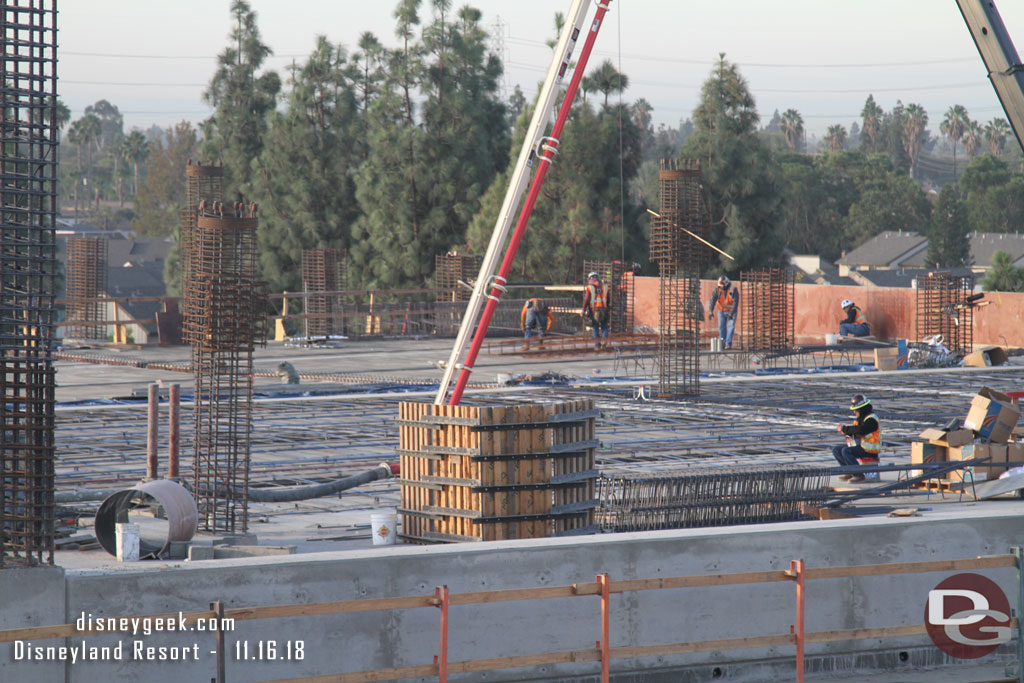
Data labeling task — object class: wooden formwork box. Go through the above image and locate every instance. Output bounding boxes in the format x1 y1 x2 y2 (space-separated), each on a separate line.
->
397 399 599 542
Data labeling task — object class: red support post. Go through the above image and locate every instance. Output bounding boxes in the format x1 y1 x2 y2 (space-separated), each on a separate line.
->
789 558 806 683
168 383 180 479
435 585 449 683
146 383 158 480
597 573 611 683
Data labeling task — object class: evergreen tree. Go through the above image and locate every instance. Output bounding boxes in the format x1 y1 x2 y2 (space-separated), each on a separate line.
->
133 122 199 239
980 250 1024 292
201 0 281 199
925 185 970 268
680 54 782 275
256 36 363 293
843 170 931 248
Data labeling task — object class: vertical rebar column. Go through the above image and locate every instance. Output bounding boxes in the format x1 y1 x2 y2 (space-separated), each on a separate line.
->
650 160 707 399
183 201 264 534
915 271 975 353
435 252 482 302
740 268 794 357
64 236 107 340
178 161 223 294
0 0 58 567
301 248 345 337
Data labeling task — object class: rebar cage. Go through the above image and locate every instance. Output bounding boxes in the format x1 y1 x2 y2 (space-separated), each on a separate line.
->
650 160 710 399
740 268 795 358
183 202 265 533
435 252 482 302
301 248 347 338
914 271 974 353
64 236 108 340
583 260 633 334
1 0 58 567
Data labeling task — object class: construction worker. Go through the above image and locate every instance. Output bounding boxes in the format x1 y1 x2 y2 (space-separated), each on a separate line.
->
521 297 551 341
839 299 870 337
582 271 610 349
707 275 739 350
831 394 881 482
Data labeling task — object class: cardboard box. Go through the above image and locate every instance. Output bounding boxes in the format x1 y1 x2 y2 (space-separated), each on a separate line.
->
950 443 1005 482
911 441 946 478
874 346 908 371
917 428 974 447
964 346 1009 368
963 387 1021 443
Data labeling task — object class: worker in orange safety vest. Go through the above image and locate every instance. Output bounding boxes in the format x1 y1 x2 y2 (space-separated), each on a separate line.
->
831 394 881 483
582 272 610 349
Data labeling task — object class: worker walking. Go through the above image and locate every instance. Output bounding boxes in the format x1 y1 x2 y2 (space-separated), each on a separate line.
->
831 394 881 482
582 271 610 349
839 299 870 337
521 297 551 343
707 275 739 350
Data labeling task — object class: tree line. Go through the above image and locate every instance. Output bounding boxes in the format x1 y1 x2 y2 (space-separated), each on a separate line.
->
57 0 1024 294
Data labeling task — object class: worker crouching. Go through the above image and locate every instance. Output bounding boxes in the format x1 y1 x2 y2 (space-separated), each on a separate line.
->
831 394 881 482
521 297 552 348
839 299 870 338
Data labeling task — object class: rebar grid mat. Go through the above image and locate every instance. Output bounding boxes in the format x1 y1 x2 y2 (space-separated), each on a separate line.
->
657 272 701 398
64 236 108 340
597 465 832 531
915 272 974 353
435 252 482 302
301 248 347 338
740 268 795 360
583 260 633 334
184 201 264 533
1 0 58 567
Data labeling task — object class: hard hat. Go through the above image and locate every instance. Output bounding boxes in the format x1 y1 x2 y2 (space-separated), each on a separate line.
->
718 275 730 287
841 298 853 309
850 394 871 410
588 271 599 280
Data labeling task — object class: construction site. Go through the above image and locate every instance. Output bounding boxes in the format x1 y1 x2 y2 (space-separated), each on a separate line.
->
6 1 1024 682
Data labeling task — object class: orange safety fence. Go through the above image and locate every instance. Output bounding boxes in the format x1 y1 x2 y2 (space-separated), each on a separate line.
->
1 553 1020 683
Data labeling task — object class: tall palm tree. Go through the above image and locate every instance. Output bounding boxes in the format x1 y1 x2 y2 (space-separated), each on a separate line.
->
583 59 628 108
780 108 804 151
904 103 928 178
632 98 653 133
940 104 968 176
120 130 149 196
823 124 847 153
860 95 883 151
985 118 1011 156
963 119 983 160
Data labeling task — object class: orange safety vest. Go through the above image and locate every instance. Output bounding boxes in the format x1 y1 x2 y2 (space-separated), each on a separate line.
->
856 414 881 456
852 306 868 327
715 285 735 312
587 282 607 309
522 298 552 329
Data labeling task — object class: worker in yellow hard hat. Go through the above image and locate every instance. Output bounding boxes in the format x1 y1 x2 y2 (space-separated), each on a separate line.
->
831 394 881 482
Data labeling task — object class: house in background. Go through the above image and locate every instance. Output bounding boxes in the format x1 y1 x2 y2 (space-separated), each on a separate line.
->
57 232 173 344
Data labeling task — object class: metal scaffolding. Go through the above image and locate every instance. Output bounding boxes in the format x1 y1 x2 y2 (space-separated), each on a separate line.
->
301 248 347 338
915 271 975 352
64 236 108 340
1 0 58 567
650 160 709 398
740 268 795 359
183 201 264 533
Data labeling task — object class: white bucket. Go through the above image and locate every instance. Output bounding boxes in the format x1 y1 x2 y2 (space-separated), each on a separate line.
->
370 509 398 546
710 338 722 352
115 522 140 562
825 333 839 346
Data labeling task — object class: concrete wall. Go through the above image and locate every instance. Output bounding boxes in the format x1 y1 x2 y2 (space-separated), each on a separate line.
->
2 512 1021 682
631 276 1024 348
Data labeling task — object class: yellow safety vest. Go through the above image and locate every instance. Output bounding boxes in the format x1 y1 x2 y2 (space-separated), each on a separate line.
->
857 414 881 455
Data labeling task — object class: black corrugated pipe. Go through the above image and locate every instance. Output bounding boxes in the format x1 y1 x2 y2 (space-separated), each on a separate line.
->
246 463 397 503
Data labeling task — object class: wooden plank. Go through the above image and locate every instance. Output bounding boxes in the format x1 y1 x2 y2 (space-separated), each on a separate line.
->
804 624 927 643
479 405 495 542
493 405 509 541
804 555 1017 580
609 633 795 659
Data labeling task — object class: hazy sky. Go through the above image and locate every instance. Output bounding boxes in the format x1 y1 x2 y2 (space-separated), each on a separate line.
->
59 1 1024 141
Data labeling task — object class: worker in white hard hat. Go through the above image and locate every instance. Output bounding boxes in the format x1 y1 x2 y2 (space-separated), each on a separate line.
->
831 393 881 482
707 275 739 350
582 271 610 349
839 299 870 337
